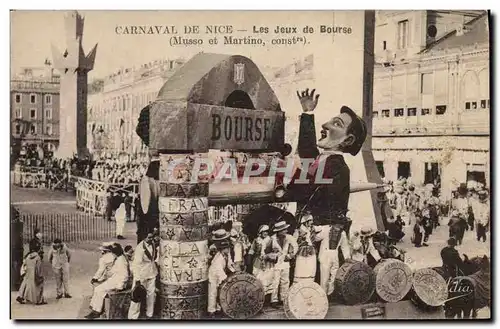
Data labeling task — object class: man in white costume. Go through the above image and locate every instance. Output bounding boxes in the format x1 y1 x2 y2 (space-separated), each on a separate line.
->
207 239 234 317
128 233 158 319
313 223 351 295
269 221 298 308
85 244 130 319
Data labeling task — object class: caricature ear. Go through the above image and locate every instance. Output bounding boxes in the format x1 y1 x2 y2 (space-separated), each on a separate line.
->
342 134 356 147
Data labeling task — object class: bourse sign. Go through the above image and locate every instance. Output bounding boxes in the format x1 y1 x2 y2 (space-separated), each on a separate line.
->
150 53 285 153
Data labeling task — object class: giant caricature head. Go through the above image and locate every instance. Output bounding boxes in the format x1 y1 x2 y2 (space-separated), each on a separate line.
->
317 106 367 155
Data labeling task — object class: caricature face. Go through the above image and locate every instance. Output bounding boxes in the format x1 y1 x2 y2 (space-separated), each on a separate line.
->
317 113 354 150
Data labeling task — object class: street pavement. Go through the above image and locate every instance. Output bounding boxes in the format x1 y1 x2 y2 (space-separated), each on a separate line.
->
11 217 490 320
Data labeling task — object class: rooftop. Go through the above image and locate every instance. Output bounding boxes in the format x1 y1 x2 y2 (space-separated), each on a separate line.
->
422 12 489 53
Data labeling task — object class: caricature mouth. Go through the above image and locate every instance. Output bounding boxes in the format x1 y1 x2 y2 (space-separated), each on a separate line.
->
319 129 328 141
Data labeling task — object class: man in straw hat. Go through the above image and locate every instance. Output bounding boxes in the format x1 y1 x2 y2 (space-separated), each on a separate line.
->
269 221 298 308
208 238 234 317
91 242 116 284
350 227 381 268
208 229 231 263
472 189 490 243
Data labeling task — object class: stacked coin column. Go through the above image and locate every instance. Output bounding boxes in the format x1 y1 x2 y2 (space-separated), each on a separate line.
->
158 154 210 319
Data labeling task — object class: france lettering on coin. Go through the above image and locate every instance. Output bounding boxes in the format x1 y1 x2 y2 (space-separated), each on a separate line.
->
159 197 209 213
160 240 209 257
160 267 207 283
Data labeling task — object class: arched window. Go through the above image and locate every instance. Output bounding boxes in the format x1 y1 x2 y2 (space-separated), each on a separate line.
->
461 70 479 110
478 69 489 109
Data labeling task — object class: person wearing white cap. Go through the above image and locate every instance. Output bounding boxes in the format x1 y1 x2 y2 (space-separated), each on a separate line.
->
293 214 316 283
248 225 274 295
128 233 158 319
269 221 298 308
91 242 116 284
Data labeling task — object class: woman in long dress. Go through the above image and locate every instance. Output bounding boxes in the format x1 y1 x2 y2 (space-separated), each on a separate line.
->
16 249 46 305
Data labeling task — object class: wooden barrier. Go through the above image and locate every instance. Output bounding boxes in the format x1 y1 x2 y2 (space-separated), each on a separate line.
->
75 177 139 216
20 211 115 243
13 166 68 190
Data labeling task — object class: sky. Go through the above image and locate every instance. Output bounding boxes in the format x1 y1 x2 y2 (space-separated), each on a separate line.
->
10 10 349 80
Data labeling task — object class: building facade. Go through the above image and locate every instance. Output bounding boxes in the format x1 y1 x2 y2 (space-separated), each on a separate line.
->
10 66 60 153
372 11 489 198
87 59 184 155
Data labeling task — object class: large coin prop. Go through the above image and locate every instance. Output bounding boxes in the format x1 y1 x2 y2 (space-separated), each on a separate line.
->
284 281 328 319
411 268 448 308
374 259 413 302
219 273 265 319
334 260 376 305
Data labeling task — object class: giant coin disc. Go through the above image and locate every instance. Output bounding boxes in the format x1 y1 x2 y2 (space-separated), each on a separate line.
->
284 281 328 319
140 176 151 214
219 273 265 319
334 260 376 305
374 259 413 302
411 268 448 308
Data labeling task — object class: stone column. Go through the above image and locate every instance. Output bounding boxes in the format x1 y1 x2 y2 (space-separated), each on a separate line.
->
411 157 425 186
157 153 209 319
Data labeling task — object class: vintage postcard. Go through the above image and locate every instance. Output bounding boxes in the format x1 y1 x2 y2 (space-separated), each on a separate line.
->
10 10 491 320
